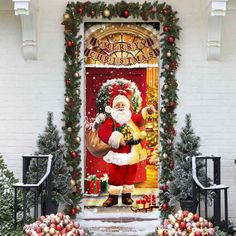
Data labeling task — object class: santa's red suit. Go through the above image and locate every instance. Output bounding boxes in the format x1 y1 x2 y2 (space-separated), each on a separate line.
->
98 112 145 195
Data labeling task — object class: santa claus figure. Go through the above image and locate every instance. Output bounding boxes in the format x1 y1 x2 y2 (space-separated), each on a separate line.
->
98 93 154 207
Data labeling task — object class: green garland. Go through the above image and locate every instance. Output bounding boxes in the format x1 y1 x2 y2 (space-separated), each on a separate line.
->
62 1 181 219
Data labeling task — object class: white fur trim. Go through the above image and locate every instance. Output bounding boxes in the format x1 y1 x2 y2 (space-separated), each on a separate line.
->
108 185 122 195
112 95 130 109
108 131 123 149
103 150 134 166
122 184 134 193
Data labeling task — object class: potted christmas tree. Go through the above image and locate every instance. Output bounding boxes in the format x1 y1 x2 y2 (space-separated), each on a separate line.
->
0 153 25 235
169 114 211 212
26 112 73 214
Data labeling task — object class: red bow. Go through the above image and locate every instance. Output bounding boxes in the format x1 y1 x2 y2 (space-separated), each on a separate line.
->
108 82 133 98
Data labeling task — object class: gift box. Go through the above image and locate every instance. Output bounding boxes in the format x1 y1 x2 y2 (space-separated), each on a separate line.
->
143 194 156 206
134 199 150 209
86 175 101 194
100 174 109 193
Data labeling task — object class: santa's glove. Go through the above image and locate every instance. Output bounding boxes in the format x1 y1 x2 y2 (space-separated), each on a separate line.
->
92 113 106 131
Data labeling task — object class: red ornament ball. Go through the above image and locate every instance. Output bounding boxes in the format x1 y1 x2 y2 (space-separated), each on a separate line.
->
90 9 96 17
161 184 169 192
169 160 175 169
122 10 130 18
179 221 187 231
66 80 71 87
66 40 73 47
77 7 84 15
163 26 169 32
70 207 77 215
162 8 169 16
169 101 175 108
195 232 202 236
168 36 175 44
162 203 169 211
193 213 200 222
183 210 189 217
151 6 157 13
70 151 78 159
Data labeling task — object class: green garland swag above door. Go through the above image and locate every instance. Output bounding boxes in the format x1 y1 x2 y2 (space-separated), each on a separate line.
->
62 1 181 219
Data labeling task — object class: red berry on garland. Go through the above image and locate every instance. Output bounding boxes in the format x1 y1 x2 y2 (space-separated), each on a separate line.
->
163 26 169 32
168 36 175 44
122 10 130 18
70 207 77 215
66 40 73 47
70 151 78 159
161 203 169 211
169 101 175 108
90 9 96 17
66 80 71 87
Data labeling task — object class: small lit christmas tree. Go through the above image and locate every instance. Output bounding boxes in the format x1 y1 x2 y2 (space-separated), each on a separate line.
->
27 112 73 212
169 114 210 209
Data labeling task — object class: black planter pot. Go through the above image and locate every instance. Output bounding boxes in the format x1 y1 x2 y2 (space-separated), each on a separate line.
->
180 198 198 213
42 199 59 215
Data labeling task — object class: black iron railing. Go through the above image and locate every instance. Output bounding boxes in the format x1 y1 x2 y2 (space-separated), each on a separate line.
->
192 156 229 229
13 154 53 228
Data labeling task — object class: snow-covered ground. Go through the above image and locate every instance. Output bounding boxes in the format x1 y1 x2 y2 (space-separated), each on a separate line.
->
77 208 161 236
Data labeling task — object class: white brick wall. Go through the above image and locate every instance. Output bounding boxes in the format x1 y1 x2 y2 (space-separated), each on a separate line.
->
0 0 235 222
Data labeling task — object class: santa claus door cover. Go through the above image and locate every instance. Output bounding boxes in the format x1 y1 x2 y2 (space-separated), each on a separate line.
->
84 23 159 209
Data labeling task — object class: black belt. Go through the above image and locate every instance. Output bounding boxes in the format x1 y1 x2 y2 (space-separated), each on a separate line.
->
126 139 141 145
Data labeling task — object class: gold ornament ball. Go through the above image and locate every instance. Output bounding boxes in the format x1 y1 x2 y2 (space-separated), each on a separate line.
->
70 179 76 186
103 8 110 17
76 204 81 210
65 96 70 103
74 72 79 78
49 228 56 235
166 51 172 57
161 107 166 113
63 13 70 20
157 229 164 236
76 136 81 143
164 84 168 90
163 153 167 159
75 89 80 95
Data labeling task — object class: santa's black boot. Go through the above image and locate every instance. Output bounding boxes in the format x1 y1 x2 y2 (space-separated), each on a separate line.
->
122 193 133 205
103 194 118 207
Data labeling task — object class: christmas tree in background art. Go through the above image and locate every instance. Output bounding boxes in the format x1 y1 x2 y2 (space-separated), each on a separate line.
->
169 114 210 209
27 112 73 212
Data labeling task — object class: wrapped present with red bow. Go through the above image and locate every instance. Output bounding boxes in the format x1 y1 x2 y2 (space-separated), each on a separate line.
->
143 194 156 206
134 199 150 209
85 175 101 194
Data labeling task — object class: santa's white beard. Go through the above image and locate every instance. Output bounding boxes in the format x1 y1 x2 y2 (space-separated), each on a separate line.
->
111 108 132 125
